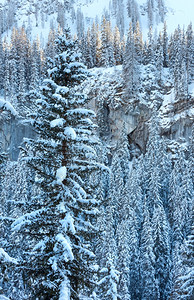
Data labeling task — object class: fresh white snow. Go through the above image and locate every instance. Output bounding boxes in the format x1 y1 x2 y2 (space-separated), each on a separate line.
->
0 296 11 300
50 118 64 128
59 277 70 300
166 0 194 30
0 98 18 116
188 82 194 97
64 127 77 140
60 212 76 234
55 233 74 261
1 0 193 44
56 166 67 184
0 248 18 264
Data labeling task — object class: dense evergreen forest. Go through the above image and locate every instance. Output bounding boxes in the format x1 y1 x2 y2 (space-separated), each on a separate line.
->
0 0 193 299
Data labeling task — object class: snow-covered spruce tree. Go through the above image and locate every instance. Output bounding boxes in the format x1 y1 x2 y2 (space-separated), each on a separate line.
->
91 145 110 263
116 216 131 299
0 157 33 299
155 33 164 83
109 151 125 223
101 17 115 67
116 196 139 300
0 155 19 298
0 153 8 191
84 28 93 69
162 21 169 68
171 215 194 299
152 205 171 299
127 161 143 230
186 23 194 84
147 0 154 28
123 23 140 99
95 150 120 299
140 202 159 300
134 21 143 64
3 45 10 102
0 161 17 258
169 152 193 246
127 0 139 30
142 115 163 215
173 224 194 299
98 258 120 300
97 203 118 279
113 26 122 65
12 33 99 299
0 38 5 92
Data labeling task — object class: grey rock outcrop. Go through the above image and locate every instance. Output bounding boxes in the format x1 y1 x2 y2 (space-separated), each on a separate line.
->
86 67 194 156
1 67 193 162
0 112 35 161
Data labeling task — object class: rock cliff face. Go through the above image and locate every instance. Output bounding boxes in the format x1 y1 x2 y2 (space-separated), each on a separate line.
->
0 112 35 161
0 67 193 161
85 66 194 156
160 97 194 139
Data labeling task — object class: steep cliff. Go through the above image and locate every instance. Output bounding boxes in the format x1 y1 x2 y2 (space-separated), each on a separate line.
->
1 65 193 161
84 66 194 156
0 100 35 160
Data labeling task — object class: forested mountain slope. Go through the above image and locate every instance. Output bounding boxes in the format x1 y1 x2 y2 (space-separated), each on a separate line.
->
0 0 193 299
0 0 193 42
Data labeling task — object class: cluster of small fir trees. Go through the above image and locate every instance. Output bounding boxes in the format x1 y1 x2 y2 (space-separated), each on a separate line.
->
0 26 62 115
123 21 194 101
94 118 193 300
0 27 44 115
78 16 194 102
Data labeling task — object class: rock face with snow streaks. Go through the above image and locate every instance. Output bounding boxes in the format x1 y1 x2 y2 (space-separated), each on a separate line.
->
1 65 193 160
0 112 35 161
84 66 194 154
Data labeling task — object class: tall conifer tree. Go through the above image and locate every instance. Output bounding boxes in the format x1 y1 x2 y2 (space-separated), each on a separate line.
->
12 32 99 299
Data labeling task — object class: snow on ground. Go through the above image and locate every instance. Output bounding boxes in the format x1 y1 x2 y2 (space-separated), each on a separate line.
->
139 0 194 32
166 0 194 31
90 65 122 78
77 0 111 20
1 0 193 44
139 0 194 38
159 109 194 130
162 89 175 107
159 88 194 129
17 13 59 47
76 0 194 38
